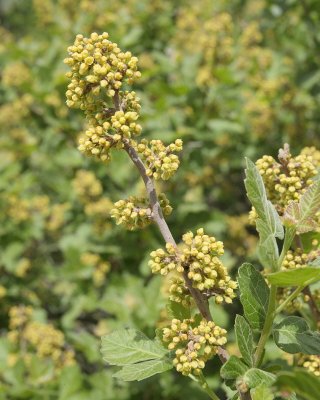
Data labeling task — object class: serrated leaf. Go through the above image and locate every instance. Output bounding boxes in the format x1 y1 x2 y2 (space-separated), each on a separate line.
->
275 369 320 400
166 301 191 320
283 181 320 234
112 358 172 381
299 181 320 224
238 263 270 330
101 328 168 366
267 267 320 287
243 368 276 388
235 315 255 366
251 384 274 400
244 158 283 269
273 316 320 354
220 356 249 380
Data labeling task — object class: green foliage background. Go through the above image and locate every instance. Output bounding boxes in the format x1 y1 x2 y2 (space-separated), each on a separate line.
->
0 0 319 398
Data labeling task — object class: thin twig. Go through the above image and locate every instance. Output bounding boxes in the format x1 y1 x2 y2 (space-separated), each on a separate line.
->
114 94 252 399
303 286 320 324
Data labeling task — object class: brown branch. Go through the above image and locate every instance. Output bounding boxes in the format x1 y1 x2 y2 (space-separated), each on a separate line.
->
113 95 252 399
303 286 320 324
123 140 231 365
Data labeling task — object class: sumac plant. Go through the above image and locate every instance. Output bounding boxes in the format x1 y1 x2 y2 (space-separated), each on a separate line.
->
64 33 320 400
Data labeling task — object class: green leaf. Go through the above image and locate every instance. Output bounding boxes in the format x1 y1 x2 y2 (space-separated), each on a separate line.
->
112 358 173 381
243 368 276 388
58 365 83 400
256 219 281 271
273 316 320 354
244 158 283 269
101 328 168 366
275 369 320 400
309 257 320 267
238 263 270 330
220 356 249 380
166 301 191 320
235 315 255 366
251 384 274 400
267 268 320 287
244 159 282 235
283 181 320 234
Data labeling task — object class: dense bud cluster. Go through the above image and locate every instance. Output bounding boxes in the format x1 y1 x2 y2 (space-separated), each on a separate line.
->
84 197 113 218
255 145 318 214
2 61 31 87
46 203 70 232
9 305 33 329
7 306 75 371
162 318 227 375
80 252 111 287
281 248 319 271
111 193 172 230
24 322 75 366
301 146 320 168
168 276 191 307
298 355 320 377
136 139 183 180
64 32 140 109
72 169 103 200
149 229 237 304
64 33 142 163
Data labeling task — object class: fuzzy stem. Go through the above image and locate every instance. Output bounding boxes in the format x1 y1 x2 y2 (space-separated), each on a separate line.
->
254 285 277 367
278 227 296 268
196 371 220 400
123 140 216 323
275 285 305 315
293 235 320 324
303 286 320 323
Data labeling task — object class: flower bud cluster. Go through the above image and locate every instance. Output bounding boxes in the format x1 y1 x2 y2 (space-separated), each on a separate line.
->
80 252 111 287
72 169 103 201
77 91 142 162
149 229 237 304
8 315 75 371
162 318 227 375
301 146 320 168
9 305 33 330
46 203 70 232
110 110 142 138
136 139 183 180
2 61 31 87
64 32 140 109
281 248 319 271
7 194 51 224
111 193 172 230
255 147 318 214
298 355 320 377
84 197 113 217
64 33 142 162
24 322 74 364
168 276 191 307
